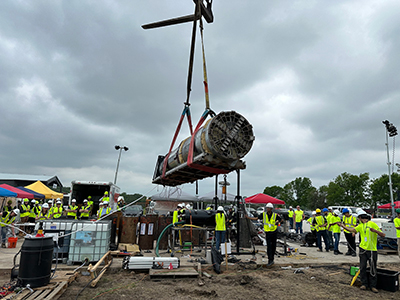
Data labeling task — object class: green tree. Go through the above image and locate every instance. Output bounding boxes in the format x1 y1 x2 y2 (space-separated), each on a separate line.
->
325 172 370 206
307 185 328 209
282 177 315 208
263 185 285 199
370 173 400 211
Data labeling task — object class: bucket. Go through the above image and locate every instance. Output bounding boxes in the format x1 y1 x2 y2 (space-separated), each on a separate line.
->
18 237 54 288
8 237 18 248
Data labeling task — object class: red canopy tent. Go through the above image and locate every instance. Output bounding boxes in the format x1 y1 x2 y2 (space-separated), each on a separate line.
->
245 193 285 205
378 201 400 209
0 184 34 199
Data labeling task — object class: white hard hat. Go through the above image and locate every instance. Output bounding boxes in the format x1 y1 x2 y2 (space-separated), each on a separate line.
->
48 200 53 204
56 200 61 204
31 200 36 203
312 211 316 215
289 206 293 209
102 201 108 205
118 196 124 201
42 203 49 208
357 209 367 216
186 204 191 209
181 203 185 207
333 210 340 216
56 198 60 201
72 199 76 202
83 199 88 203
13 209 20 215
217 206 224 211
266 203 273 208
328 207 333 210
177 203 183 208
99 202 104 205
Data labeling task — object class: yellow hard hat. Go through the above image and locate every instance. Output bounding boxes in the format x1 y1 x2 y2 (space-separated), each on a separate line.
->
104 191 108 195
315 208 321 213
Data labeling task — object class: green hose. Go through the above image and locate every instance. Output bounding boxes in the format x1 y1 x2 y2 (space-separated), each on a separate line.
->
155 221 184 257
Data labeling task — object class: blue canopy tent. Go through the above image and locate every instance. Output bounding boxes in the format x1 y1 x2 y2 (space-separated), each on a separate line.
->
17 186 45 199
0 187 18 197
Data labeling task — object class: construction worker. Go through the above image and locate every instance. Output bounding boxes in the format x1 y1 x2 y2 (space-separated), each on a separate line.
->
96 202 104 219
52 200 63 219
313 208 329 252
294 205 304 234
340 210 385 293
67 199 78 219
322 208 333 250
101 191 110 203
20 198 30 223
1 209 18 247
306 211 317 242
97 202 111 219
178 203 186 222
4 200 13 213
262 203 281 266
342 208 357 256
172 203 182 224
288 206 294 229
79 199 91 220
329 210 343 255
36 203 51 221
30 200 40 221
394 209 400 258
215 206 226 252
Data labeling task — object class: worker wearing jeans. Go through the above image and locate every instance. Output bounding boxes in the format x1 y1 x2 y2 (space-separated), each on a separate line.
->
294 206 304 234
313 209 329 252
215 206 226 251
329 210 343 255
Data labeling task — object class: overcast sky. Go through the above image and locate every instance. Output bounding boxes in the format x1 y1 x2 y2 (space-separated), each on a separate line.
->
1 0 400 199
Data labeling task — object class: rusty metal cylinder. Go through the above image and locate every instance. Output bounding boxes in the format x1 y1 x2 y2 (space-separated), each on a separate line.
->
158 111 255 175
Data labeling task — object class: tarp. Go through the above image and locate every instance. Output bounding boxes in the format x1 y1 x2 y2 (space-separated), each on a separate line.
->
17 187 45 199
378 201 400 209
0 184 34 199
245 193 285 205
198 190 237 203
0 187 18 197
25 181 63 199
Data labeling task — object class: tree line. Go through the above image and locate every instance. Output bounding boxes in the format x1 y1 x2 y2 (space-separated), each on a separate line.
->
263 172 400 211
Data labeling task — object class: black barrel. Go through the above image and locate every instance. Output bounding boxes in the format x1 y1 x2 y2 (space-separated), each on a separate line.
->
184 210 216 227
18 237 54 288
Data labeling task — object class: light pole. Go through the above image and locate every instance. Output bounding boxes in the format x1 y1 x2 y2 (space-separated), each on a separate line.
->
382 120 397 218
114 145 129 185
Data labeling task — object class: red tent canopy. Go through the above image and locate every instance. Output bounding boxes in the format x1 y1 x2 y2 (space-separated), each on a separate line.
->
378 201 400 209
245 193 285 205
0 184 34 199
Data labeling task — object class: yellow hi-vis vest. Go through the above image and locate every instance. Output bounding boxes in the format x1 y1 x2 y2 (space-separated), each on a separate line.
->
288 210 294 218
215 213 226 231
52 206 63 219
20 204 30 217
80 205 91 218
342 215 357 233
315 215 326 231
263 212 277 232
97 207 111 219
172 210 179 224
37 210 51 220
67 205 78 218
307 217 316 230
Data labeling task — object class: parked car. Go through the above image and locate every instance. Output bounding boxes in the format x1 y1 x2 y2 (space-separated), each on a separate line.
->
123 205 143 217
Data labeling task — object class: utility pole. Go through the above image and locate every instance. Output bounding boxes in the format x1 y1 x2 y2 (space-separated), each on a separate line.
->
382 120 397 218
114 145 129 185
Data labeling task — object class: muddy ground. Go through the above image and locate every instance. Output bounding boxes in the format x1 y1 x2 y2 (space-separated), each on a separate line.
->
55 262 400 300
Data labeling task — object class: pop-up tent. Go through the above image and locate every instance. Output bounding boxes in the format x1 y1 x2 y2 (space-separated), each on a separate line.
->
245 193 285 205
378 201 400 209
0 186 18 197
17 187 45 199
0 184 34 199
25 181 63 199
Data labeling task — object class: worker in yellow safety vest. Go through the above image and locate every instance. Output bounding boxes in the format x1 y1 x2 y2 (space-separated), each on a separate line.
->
96 202 104 219
36 203 51 221
79 199 91 220
52 200 63 219
393 209 400 258
342 208 357 256
67 199 78 219
306 211 317 243
288 206 294 229
101 191 110 203
20 198 30 222
172 203 183 224
4 200 13 213
312 208 329 252
329 210 343 255
1 209 18 247
262 203 281 266
340 210 385 293
215 206 226 252
294 205 304 234
97 202 111 219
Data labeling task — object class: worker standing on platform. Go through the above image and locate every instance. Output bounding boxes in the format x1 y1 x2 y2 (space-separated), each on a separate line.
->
340 210 385 293
294 205 304 234
288 206 294 229
52 200 63 219
97 202 111 219
394 209 400 258
342 208 357 256
36 203 51 221
262 203 281 266
215 206 226 252
79 199 91 220
67 199 78 219
101 191 110 203
96 202 104 219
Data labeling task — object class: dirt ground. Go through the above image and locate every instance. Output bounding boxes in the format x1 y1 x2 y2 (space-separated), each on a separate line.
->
52 262 400 300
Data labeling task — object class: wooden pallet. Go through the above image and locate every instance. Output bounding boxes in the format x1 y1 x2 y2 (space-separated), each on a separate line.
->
378 249 398 255
149 267 199 279
5 271 78 300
